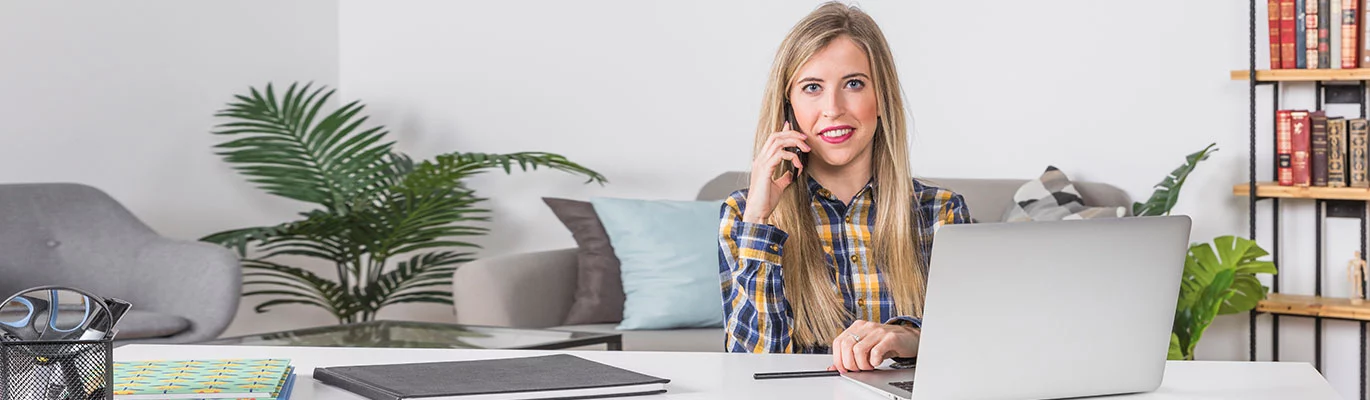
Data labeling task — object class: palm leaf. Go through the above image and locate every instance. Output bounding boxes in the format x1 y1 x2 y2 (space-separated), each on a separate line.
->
205 81 609 323
365 252 471 307
241 259 355 317
1132 143 1218 217
402 152 608 192
211 82 396 213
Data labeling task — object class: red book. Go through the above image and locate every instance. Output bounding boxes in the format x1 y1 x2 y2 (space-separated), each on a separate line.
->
1293 110 1312 186
1343 0 1359 68
1279 110 1294 186
1272 0 1283 68
1282 0 1298 69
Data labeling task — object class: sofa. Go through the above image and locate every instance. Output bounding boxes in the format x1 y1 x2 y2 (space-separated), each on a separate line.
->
452 171 1132 352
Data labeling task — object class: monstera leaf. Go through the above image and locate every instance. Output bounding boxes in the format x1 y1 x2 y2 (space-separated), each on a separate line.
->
1169 236 1274 360
1133 143 1218 217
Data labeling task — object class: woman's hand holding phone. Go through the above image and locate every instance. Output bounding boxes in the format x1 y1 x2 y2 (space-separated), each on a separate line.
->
743 121 810 224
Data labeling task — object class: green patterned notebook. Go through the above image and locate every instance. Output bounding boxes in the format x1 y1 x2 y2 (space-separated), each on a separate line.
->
113 359 292 399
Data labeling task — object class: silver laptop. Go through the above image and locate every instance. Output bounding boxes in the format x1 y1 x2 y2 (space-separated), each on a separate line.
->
843 216 1191 400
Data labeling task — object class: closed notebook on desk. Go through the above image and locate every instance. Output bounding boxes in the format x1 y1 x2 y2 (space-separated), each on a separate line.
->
312 354 669 400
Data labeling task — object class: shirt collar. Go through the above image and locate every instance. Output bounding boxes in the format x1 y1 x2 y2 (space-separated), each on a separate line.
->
806 175 878 202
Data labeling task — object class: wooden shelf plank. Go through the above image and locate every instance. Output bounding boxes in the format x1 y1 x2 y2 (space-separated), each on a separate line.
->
1230 69 1370 82
1233 182 1370 200
1257 293 1370 321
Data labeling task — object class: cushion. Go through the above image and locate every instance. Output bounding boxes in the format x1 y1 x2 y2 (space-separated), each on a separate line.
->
542 197 625 326
1003 166 1126 222
588 197 725 330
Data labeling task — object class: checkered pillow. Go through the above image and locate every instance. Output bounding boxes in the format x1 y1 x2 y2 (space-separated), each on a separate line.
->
1003 166 1125 223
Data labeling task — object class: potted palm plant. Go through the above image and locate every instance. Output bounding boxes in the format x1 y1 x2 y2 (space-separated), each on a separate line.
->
200 82 606 324
1131 143 1278 360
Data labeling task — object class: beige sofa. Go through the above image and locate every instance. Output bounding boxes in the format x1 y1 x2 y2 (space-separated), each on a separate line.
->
452 171 1132 352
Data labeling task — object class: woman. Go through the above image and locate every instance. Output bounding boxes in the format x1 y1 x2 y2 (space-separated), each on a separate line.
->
718 2 972 373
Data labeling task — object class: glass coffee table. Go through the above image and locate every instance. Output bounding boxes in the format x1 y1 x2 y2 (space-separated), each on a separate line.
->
201 320 622 351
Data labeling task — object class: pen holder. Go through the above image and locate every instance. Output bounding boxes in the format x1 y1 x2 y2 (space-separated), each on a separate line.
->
0 335 114 400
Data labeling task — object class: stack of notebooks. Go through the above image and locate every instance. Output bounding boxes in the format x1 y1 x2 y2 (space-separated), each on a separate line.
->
313 354 670 400
112 358 296 400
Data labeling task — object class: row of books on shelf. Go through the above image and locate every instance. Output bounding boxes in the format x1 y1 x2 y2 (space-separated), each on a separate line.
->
1278 109 1370 187
1266 0 1370 69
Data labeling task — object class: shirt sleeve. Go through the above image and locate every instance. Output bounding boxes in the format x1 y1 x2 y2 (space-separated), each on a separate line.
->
718 191 796 353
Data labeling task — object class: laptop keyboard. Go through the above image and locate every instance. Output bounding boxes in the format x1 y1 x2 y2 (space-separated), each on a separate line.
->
890 380 914 392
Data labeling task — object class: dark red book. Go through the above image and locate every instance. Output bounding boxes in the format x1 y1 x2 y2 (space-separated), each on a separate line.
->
1279 110 1294 186
1272 0 1283 68
1293 110 1312 186
1282 0 1298 68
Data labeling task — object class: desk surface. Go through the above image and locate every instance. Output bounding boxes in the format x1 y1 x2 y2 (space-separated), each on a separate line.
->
115 344 1338 399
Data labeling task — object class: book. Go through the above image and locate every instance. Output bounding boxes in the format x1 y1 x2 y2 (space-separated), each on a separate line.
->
1351 118 1369 187
1363 0 1370 66
1298 0 1309 68
1272 0 1284 68
1285 0 1299 68
1279 110 1294 186
1329 117 1347 187
112 359 293 400
1343 0 1359 68
313 354 670 400
1320 0 1331 68
1293 110 1312 185
1313 111 1328 186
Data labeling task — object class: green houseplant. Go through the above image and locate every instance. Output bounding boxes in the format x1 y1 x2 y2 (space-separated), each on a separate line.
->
200 82 606 324
1131 143 1278 360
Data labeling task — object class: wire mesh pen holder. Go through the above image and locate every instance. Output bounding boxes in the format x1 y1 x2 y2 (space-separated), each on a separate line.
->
0 285 121 400
0 336 114 400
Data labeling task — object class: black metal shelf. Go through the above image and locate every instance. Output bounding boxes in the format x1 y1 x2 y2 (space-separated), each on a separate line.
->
1243 2 1370 398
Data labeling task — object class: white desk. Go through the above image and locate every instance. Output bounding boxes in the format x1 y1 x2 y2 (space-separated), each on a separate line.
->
115 344 1339 399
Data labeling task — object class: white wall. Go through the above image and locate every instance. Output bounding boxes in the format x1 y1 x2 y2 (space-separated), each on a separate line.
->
339 0 1364 397
0 1 343 337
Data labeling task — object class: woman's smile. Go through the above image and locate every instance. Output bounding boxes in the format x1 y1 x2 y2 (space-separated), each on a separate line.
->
817 125 854 144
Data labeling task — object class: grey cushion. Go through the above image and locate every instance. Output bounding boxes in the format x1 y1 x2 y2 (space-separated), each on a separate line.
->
555 323 724 352
1002 166 1126 222
543 198 625 326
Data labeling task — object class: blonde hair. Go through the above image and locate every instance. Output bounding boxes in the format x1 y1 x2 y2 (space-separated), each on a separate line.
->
753 1 926 348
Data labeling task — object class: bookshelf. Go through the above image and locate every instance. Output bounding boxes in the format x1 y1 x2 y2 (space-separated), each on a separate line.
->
1234 182 1370 200
1238 1 1370 398
1257 293 1370 320
1232 68 1370 81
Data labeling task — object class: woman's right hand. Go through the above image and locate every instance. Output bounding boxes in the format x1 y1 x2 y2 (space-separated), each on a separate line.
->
742 122 810 224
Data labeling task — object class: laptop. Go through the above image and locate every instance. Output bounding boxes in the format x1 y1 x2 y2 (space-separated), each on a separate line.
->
842 215 1191 400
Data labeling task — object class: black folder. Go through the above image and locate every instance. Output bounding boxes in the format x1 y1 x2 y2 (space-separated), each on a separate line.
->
312 354 670 400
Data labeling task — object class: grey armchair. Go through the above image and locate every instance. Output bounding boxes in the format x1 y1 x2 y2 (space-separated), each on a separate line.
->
0 183 240 344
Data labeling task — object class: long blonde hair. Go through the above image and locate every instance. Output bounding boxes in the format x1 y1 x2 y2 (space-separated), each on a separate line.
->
753 1 926 348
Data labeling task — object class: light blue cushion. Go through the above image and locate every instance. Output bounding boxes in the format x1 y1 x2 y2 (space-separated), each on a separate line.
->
589 197 725 330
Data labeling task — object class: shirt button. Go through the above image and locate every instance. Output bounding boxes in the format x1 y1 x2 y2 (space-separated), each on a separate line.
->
849 254 859 263
857 298 867 307
769 244 779 252
844 215 852 223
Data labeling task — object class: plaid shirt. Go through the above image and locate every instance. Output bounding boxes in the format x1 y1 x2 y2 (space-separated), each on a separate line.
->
717 176 971 354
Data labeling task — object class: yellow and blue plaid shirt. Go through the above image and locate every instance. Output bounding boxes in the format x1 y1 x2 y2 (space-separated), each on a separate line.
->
717 176 971 354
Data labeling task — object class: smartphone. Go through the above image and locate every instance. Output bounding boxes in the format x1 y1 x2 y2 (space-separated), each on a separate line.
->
772 101 808 181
